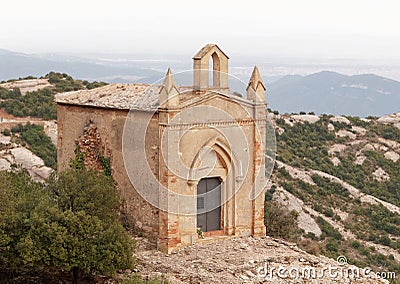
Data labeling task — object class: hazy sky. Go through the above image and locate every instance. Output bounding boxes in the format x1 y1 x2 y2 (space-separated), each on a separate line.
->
1 0 400 58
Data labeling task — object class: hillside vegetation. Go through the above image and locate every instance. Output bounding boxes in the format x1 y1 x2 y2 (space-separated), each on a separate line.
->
0 72 107 120
10 123 57 169
265 112 400 280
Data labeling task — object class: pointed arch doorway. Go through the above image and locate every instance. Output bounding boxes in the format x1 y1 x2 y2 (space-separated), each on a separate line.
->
196 177 222 232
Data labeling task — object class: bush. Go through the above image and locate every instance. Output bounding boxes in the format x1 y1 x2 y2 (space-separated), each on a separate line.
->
276 118 285 126
0 87 21 99
304 232 317 240
316 216 342 240
276 119 335 171
265 185 276 202
265 200 300 242
351 240 361 249
326 242 338 252
2 129 10 136
0 168 134 283
378 235 391 246
372 124 400 143
323 207 334 218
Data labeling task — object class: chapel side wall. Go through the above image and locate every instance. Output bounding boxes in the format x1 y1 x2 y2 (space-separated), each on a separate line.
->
57 104 160 239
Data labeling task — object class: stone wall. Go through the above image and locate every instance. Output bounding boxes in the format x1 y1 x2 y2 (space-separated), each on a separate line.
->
57 104 160 239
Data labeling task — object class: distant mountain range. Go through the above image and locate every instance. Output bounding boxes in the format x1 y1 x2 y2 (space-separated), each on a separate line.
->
0 48 163 83
268 71 400 117
1 48 399 117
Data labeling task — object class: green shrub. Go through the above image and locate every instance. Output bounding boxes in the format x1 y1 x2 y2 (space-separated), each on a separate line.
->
2 129 10 136
323 207 334 218
265 199 300 242
45 72 84 92
276 118 285 126
304 232 317 240
316 216 342 240
351 240 361 249
0 87 21 99
0 168 134 283
265 185 276 202
326 242 338 252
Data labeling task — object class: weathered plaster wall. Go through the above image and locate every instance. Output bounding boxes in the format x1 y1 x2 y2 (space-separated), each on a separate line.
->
57 104 160 239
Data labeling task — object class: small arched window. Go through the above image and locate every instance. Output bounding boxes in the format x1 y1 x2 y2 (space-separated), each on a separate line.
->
211 52 221 88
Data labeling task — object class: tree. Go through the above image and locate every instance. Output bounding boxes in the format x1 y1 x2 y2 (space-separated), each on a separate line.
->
37 168 134 282
0 168 134 283
0 169 45 271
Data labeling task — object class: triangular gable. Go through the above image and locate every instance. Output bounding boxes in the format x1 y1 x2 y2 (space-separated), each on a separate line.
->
193 44 230 60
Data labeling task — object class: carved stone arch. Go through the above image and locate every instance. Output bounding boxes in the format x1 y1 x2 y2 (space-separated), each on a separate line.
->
188 135 239 235
188 135 240 185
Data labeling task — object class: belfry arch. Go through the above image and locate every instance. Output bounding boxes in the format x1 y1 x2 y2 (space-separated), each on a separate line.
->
211 52 220 87
193 44 229 91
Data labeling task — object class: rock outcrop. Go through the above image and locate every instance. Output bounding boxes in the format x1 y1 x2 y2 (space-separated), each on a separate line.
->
0 146 53 181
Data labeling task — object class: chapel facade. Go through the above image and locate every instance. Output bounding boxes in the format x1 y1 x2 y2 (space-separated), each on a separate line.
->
56 44 268 252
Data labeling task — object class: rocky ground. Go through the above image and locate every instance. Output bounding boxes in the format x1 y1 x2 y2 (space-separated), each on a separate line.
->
133 236 388 284
0 144 53 181
0 115 56 182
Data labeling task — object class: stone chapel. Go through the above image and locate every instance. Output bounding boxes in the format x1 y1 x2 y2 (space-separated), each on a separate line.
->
56 44 269 252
